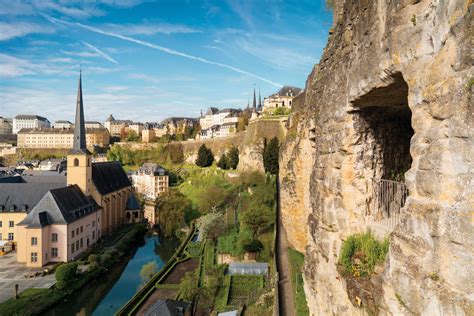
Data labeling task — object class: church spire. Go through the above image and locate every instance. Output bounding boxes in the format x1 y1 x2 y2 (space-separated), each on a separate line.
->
258 89 262 111
70 71 89 154
252 86 257 111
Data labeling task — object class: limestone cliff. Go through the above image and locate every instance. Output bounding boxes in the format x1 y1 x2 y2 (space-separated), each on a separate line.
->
280 0 473 314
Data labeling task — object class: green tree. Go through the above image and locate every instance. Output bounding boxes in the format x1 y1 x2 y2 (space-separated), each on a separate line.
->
55 262 78 289
140 261 158 284
126 130 139 141
217 153 229 170
227 146 239 169
198 212 226 241
179 272 199 302
195 144 214 167
263 137 279 175
156 190 192 236
242 204 274 238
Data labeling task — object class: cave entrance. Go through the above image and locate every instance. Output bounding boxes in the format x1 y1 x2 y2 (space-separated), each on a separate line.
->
352 72 413 226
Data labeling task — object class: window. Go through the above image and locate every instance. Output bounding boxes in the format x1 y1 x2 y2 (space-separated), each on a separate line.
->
92 220 95 227
87 158 90 167
51 248 58 257
80 226 83 233
0 233 2 240
31 237 37 246
71 243 75 253
9 221 14 228
80 238 83 248
76 228 79 235
76 240 79 250
8 233 13 241
92 231 95 239
73 158 79 166
31 252 37 263
72 230 75 238
0 221 2 227
52 233 58 242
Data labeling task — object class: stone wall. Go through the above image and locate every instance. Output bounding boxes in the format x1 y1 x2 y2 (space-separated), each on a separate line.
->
280 0 473 314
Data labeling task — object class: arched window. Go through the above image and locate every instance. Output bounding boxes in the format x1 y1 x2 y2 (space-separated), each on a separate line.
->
73 158 79 166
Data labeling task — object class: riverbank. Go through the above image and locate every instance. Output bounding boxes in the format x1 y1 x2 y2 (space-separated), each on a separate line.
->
0 224 147 316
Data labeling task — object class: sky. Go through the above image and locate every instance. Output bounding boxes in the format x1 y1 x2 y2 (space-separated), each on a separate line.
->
0 0 332 123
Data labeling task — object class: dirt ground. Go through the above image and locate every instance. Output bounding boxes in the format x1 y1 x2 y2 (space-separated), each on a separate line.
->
161 258 199 284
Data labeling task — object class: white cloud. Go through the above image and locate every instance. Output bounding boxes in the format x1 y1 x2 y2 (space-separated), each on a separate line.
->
44 15 283 88
81 41 118 64
104 22 200 35
128 73 160 84
61 50 100 58
0 22 55 41
0 53 118 78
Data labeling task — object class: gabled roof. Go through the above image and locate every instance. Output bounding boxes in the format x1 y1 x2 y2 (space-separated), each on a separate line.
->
0 182 65 212
275 86 302 97
92 161 131 195
106 114 115 122
144 299 190 316
17 185 99 228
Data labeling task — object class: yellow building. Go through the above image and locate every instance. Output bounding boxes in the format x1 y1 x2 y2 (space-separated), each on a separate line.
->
3 73 139 267
263 86 303 112
17 127 110 149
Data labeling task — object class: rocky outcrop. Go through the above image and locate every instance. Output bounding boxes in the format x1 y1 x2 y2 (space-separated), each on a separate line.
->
280 0 473 315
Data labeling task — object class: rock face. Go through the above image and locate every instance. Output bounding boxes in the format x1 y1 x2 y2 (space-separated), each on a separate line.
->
280 0 473 315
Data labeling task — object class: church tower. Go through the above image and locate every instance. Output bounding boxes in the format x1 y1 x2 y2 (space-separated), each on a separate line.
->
67 71 92 195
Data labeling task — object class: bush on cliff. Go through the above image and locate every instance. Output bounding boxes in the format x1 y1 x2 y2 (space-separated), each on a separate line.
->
195 144 214 167
227 146 239 169
217 153 229 170
263 137 279 175
339 232 389 277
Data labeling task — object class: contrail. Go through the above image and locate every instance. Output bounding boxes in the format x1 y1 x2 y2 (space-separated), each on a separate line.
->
81 41 118 64
44 15 283 88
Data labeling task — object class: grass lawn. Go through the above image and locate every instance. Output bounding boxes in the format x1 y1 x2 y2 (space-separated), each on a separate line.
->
288 248 309 316
217 228 241 256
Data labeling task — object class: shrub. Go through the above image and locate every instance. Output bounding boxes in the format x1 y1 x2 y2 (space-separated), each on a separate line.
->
217 153 229 170
241 238 264 253
55 262 78 288
227 146 239 169
339 232 389 277
88 254 98 263
195 144 214 167
100 253 113 266
263 137 279 175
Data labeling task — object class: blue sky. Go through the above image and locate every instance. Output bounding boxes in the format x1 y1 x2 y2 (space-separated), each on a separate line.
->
0 0 332 123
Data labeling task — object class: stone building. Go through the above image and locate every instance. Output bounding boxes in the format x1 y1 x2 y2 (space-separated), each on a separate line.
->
142 127 156 143
131 163 169 200
104 114 132 137
17 127 110 149
0 117 13 135
0 73 139 267
161 117 198 136
13 115 51 134
85 121 103 129
263 86 302 112
279 1 473 315
53 120 74 129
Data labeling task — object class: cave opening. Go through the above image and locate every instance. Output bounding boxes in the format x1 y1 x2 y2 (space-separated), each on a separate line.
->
352 72 413 220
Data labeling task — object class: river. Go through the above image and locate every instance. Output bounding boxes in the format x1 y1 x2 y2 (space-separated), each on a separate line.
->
45 232 179 316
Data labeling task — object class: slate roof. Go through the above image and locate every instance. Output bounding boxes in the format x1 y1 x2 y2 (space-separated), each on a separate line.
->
217 108 241 114
92 161 131 195
138 163 167 176
126 194 140 210
144 299 190 316
14 115 50 122
18 185 99 228
106 114 115 122
0 182 65 212
206 107 219 115
55 120 73 124
275 86 302 97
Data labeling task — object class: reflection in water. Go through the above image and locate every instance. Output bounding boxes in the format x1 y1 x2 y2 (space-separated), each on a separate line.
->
45 232 179 316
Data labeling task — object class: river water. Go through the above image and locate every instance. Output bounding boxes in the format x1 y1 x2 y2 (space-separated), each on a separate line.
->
45 233 179 316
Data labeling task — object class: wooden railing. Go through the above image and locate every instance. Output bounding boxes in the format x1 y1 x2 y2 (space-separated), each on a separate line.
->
370 178 408 232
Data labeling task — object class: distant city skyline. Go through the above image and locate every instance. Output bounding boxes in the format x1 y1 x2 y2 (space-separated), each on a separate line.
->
0 0 332 122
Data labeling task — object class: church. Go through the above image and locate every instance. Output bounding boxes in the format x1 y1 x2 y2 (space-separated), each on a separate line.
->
14 73 139 267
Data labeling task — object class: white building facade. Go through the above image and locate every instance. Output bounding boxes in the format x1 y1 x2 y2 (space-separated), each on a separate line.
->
13 115 51 134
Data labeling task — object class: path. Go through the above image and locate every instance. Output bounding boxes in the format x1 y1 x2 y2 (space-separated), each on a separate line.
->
276 177 296 316
0 252 55 303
